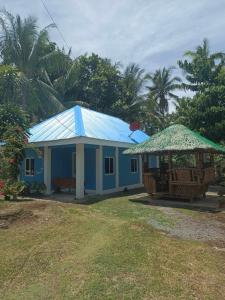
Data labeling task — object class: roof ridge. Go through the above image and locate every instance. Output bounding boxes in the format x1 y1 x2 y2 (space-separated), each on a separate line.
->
74 106 85 137
79 105 127 123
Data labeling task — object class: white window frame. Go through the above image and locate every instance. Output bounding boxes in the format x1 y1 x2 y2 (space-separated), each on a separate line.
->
130 158 138 173
72 152 76 177
25 158 35 176
104 156 114 175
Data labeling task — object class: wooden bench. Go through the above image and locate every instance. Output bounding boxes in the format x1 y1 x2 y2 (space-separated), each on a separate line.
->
53 178 76 191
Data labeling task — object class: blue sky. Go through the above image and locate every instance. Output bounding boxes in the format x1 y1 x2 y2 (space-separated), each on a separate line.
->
2 0 225 72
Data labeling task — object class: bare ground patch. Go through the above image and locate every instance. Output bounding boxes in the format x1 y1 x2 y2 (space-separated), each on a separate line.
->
148 206 225 245
0 209 35 229
0 200 51 229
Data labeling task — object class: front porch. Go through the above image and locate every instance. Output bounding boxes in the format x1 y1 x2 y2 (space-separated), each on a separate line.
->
42 143 142 199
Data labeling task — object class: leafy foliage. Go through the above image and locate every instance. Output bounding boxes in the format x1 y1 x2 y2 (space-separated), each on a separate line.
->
0 9 64 119
112 63 147 122
178 39 225 92
0 104 30 138
174 39 225 142
146 67 181 116
0 105 30 199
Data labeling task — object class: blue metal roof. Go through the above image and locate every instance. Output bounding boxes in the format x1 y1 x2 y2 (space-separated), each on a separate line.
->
29 105 149 144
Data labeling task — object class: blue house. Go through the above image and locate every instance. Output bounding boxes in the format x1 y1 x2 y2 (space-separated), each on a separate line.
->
20 105 149 199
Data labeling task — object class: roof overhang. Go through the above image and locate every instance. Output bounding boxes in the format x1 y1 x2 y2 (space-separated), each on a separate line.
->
124 148 225 155
29 136 137 148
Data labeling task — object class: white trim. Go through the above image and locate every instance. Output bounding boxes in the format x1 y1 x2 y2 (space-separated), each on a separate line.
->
99 146 103 194
130 158 138 173
104 156 114 175
76 143 84 199
115 147 119 189
25 157 35 176
44 146 51 195
139 155 143 184
101 183 144 195
30 136 135 148
96 146 103 194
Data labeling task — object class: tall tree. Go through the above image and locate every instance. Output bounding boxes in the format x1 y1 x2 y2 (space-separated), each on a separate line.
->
52 53 122 113
0 10 64 119
173 39 225 142
112 63 147 122
178 38 225 92
146 67 181 116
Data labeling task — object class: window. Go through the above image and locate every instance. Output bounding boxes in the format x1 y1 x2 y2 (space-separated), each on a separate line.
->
25 158 35 176
104 157 114 175
131 158 138 173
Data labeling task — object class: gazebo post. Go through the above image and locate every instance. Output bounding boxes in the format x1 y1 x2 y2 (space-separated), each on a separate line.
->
168 153 172 169
199 152 204 169
168 153 172 194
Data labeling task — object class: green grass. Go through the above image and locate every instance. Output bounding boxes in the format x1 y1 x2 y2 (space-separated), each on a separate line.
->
0 191 225 299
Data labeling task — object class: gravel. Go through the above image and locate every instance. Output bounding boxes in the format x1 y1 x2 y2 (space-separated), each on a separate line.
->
148 207 225 242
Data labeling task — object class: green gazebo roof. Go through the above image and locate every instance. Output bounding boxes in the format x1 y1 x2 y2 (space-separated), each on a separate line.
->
125 124 225 155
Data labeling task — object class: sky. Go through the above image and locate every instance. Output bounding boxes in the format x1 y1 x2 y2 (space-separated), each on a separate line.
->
1 0 225 72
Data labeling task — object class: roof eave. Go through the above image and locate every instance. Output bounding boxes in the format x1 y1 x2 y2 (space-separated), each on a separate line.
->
124 147 225 155
28 136 137 148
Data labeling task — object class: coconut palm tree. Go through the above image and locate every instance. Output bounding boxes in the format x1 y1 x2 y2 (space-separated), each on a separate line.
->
112 63 147 121
0 9 65 120
146 67 181 116
178 38 225 92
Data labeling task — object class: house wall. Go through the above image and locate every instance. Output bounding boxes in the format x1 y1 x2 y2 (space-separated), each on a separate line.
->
51 146 74 190
20 143 146 194
84 145 96 190
103 146 116 190
119 148 140 187
20 148 44 183
102 146 142 191
51 145 97 191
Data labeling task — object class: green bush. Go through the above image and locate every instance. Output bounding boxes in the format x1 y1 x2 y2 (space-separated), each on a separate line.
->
1 180 26 200
23 182 46 195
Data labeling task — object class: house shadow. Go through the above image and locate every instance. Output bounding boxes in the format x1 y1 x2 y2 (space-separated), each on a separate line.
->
128 193 223 213
40 188 146 205
77 188 145 205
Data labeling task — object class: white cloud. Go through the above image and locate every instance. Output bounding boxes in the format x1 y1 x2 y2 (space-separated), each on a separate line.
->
1 0 225 72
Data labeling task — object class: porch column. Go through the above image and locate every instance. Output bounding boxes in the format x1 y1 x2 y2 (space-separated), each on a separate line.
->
139 155 143 184
76 143 84 199
96 145 103 194
115 147 119 190
44 146 51 194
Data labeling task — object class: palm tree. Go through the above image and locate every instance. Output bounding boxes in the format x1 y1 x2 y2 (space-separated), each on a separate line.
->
114 63 147 121
0 10 65 119
178 38 225 92
146 67 181 116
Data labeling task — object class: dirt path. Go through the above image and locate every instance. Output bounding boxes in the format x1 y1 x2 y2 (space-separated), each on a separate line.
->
148 207 225 243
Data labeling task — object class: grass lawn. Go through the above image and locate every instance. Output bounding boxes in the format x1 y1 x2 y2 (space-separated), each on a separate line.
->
0 191 225 299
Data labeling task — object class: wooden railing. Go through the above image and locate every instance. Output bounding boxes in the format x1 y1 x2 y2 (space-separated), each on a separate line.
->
143 167 215 200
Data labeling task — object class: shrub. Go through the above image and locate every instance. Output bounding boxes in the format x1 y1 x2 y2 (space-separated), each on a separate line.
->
22 182 46 196
0 180 26 200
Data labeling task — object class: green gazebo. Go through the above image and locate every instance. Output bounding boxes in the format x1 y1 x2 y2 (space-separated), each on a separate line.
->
125 124 225 200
